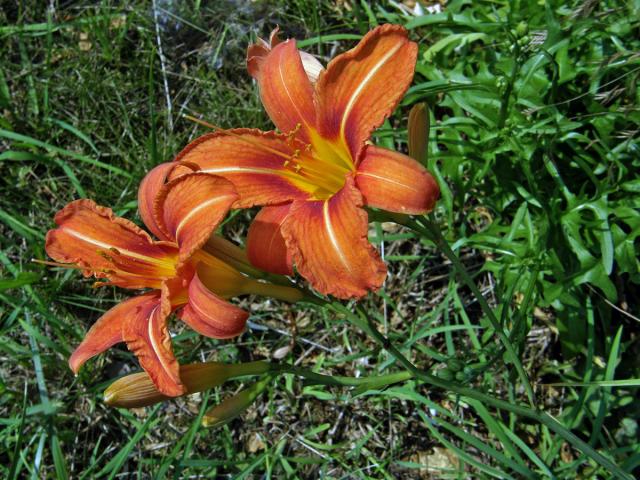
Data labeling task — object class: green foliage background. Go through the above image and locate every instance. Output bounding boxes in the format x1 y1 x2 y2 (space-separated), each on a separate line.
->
0 0 638 478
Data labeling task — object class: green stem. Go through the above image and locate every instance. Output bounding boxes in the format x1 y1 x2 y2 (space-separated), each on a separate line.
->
497 39 520 130
273 364 412 388
345 305 630 480
385 212 536 407
242 279 305 303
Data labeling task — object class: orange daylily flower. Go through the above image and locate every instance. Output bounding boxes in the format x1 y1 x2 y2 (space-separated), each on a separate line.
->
172 24 440 299
46 169 251 397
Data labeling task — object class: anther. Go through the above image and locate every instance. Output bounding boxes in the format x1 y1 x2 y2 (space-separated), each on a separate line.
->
286 123 303 145
97 250 114 262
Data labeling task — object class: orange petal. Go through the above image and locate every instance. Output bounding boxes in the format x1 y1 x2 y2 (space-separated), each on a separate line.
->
178 271 248 339
316 24 417 162
253 39 317 141
356 145 440 214
246 27 282 78
281 176 387 299
122 285 184 396
248 28 323 86
247 43 270 79
138 162 196 240
174 129 309 207
68 292 160 374
154 173 238 265
45 200 178 288
247 204 293 275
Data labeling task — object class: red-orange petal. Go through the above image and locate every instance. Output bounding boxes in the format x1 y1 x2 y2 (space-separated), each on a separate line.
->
247 42 270 79
281 176 387 299
253 39 317 141
246 204 293 276
138 162 197 240
154 173 238 265
174 129 309 208
316 24 417 163
356 145 440 214
68 292 161 374
246 27 282 78
178 271 248 339
122 285 185 397
45 199 178 288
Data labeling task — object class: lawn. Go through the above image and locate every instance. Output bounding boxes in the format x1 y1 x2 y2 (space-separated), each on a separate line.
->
1 0 639 478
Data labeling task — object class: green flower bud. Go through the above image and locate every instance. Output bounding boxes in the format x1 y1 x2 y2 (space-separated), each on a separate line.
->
447 358 464 372
516 21 529 37
437 368 454 381
408 102 429 163
202 375 274 427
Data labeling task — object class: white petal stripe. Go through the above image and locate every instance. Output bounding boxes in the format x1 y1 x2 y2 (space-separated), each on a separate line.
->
174 195 234 242
339 41 404 142
357 171 420 192
323 200 352 274
63 228 167 266
147 305 175 377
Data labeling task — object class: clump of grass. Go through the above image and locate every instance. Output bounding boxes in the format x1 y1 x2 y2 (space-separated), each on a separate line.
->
1 0 638 478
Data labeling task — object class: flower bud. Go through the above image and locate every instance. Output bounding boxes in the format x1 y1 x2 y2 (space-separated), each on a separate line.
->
104 361 270 408
202 375 273 427
436 368 454 381
515 21 528 38
408 102 430 163
447 358 464 372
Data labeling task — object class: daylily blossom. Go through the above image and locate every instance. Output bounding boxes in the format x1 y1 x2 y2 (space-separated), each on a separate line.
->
46 166 298 396
171 24 440 299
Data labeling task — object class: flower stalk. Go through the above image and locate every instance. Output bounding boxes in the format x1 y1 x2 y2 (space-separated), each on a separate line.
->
104 361 413 409
336 303 632 480
374 210 537 407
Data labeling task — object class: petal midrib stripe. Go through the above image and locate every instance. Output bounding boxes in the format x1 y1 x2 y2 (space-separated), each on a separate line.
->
277 46 314 132
148 304 179 382
323 201 352 274
357 171 420 192
174 195 232 242
200 166 318 191
63 227 168 266
339 41 404 142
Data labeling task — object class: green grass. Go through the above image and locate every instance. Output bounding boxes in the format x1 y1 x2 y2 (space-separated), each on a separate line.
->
1 0 639 478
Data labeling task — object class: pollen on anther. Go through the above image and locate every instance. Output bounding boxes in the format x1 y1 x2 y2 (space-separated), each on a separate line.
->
285 123 303 145
97 250 114 262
